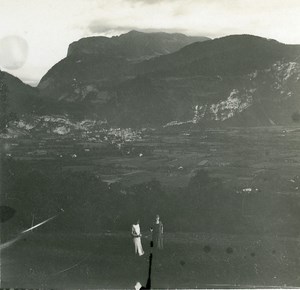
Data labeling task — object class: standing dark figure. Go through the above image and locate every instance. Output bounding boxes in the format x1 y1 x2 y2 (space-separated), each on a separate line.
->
151 214 163 250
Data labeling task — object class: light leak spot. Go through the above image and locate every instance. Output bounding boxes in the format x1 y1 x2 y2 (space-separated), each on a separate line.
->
0 35 28 70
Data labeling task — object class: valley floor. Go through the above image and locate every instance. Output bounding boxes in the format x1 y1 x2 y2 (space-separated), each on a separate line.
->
2 126 300 288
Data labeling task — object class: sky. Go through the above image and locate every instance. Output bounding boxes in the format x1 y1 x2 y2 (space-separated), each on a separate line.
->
1 0 300 86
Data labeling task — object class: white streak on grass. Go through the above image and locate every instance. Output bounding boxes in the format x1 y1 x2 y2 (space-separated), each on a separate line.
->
52 255 90 276
21 214 58 234
0 212 61 252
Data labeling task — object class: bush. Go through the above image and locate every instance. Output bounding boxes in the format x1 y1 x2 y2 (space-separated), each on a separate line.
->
292 111 300 122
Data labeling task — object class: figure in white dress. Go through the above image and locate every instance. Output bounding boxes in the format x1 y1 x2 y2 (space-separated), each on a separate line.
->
132 220 144 256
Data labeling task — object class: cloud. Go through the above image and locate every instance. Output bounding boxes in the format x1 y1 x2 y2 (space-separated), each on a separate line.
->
87 22 194 36
86 0 204 37
86 0 300 41
112 0 177 4
88 23 136 34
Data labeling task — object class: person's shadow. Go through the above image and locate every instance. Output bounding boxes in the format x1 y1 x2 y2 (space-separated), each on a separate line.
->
138 240 153 289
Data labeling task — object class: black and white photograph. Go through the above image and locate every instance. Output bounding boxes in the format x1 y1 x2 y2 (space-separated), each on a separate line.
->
1 0 300 288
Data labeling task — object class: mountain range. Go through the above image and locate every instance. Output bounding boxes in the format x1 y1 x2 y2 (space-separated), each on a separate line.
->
2 30 300 128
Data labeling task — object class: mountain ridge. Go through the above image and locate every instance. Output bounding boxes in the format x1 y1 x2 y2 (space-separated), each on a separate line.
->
0 71 41 115
135 34 300 77
4 31 300 128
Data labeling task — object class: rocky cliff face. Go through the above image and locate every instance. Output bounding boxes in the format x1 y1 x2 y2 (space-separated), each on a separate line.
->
67 30 210 60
